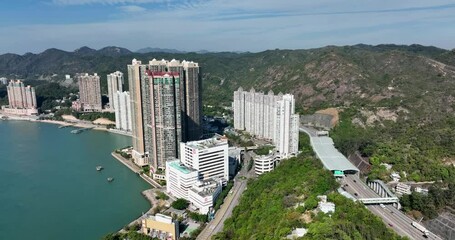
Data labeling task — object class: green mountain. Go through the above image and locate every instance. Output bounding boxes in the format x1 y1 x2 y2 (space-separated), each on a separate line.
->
1 44 455 185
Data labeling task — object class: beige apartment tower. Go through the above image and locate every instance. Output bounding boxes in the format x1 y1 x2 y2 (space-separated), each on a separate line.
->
4 80 38 115
6 80 37 109
128 58 202 171
76 73 102 112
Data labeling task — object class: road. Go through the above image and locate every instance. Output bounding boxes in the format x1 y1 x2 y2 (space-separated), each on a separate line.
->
300 126 442 240
196 153 253 240
342 175 442 240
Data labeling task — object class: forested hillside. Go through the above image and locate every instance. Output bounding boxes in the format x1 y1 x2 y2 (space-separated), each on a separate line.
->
214 135 405 240
1 43 455 191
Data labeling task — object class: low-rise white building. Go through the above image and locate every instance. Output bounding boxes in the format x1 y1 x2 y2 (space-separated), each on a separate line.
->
390 172 401 182
414 187 429 195
188 179 222 214
180 135 229 183
254 153 278 176
395 182 412 195
286 228 307 239
166 160 199 199
317 195 335 214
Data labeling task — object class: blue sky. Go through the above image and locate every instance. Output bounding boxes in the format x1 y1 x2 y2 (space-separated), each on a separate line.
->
1 0 455 54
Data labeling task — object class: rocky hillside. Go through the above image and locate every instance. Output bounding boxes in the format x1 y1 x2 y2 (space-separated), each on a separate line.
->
2 44 454 115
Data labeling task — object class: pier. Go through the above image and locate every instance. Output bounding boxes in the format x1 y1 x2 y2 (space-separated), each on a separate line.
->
70 127 94 134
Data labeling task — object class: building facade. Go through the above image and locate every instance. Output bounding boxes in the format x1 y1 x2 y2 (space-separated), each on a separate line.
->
128 58 202 170
233 87 299 158
76 73 102 112
180 135 229 182
113 91 132 132
254 153 278 176
166 160 199 199
5 80 38 115
107 71 124 111
141 213 179 240
188 179 222 214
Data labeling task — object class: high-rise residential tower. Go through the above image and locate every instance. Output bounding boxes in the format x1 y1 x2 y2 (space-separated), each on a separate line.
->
113 91 132 132
4 80 38 115
107 71 124 111
128 58 202 171
233 88 299 158
148 58 202 141
76 73 102 112
6 80 37 109
128 59 147 166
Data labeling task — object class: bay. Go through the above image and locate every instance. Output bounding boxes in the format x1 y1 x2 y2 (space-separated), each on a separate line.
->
0 120 150 240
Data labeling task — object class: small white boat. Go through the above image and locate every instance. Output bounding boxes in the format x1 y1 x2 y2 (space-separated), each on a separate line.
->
107 177 114 182
96 166 103 171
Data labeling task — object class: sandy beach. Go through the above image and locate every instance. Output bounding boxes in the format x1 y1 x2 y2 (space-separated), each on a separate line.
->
0 112 132 137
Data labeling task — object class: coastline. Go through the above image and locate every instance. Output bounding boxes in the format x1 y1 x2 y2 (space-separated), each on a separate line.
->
0 112 131 137
111 152 173 233
1 112 156 235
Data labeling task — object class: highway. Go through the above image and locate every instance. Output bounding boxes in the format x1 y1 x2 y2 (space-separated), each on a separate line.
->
343 175 442 240
300 126 443 240
196 153 252 240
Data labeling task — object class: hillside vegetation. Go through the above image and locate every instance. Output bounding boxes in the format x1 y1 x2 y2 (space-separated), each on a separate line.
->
1 44 455 185
214 135 404 240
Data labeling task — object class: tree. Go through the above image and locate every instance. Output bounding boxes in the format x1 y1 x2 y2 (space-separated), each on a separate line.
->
172 198 189 210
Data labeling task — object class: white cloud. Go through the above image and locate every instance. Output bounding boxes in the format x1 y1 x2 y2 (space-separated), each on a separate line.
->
118 5 146 12
2 0 455 54
51 0 168 5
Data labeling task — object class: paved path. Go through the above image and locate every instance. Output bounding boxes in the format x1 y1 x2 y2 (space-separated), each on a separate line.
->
111 152 163 189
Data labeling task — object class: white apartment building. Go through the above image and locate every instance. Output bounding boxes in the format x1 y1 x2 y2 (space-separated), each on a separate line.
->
188 179 222 214
275 94 300 158
180 135 229 183
113 91 132 132
107 71 124 111
166 160 199 200
233 87 299 158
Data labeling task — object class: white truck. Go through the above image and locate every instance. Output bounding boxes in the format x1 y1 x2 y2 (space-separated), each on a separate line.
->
412 221 430 238
316 130 329 136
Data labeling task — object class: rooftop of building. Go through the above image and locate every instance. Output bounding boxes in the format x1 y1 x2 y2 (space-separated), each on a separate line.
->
189 179 221 197
185 134 228 150
168 160 198 175
144 213 175 224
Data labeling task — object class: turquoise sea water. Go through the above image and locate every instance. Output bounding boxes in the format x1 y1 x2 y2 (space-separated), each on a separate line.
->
0 121 150 240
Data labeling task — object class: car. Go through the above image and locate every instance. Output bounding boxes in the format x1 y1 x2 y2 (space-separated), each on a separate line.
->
345 184 349 187
388 223 393 227
354 193 358 196
380 204 385 209
353 179 357 183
